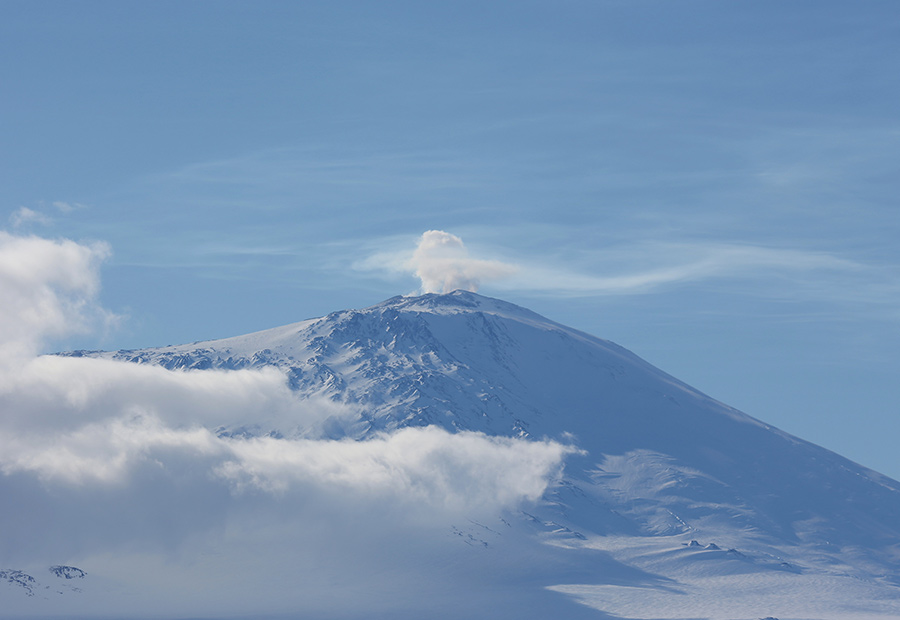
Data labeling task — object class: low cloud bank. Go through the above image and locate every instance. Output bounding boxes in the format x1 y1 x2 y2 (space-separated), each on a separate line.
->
218 426 571 510
0 362 570 511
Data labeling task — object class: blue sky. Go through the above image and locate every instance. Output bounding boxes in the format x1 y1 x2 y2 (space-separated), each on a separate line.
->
2 1 900 479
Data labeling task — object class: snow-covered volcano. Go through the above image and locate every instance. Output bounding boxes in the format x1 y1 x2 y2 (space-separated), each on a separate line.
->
13 291 900 619
79 291 900 550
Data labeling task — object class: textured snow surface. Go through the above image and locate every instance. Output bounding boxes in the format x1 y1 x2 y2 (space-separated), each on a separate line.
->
6 291 900 619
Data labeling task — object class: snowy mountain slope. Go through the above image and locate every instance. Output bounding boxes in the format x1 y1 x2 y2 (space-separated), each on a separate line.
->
71 291 900 548
47 290 900 618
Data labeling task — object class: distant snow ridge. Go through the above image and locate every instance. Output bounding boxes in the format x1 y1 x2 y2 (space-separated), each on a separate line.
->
1 570 37 596
1 566 86 598
63 290 900 618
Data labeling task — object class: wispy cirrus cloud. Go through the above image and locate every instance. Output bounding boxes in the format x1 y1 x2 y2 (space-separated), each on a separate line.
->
52 201 85 213
357 231 870 302
9 206 52 228
8 202 86 229
498 242 865 296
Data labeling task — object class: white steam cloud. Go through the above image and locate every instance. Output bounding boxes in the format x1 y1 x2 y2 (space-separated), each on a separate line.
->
409 230 518 293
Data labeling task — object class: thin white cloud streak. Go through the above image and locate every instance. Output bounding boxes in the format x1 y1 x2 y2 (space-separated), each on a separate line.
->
158 147 501 193
360 234 867 301
52 201 84 213
9 207 52 228
497 243 864 295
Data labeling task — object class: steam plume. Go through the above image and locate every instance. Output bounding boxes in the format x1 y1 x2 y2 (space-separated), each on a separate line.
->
409 230 517 293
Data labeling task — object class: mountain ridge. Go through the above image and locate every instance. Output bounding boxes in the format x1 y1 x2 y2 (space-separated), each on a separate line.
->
66 291 751 432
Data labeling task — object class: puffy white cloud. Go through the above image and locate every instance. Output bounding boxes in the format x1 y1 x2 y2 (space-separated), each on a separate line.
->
409 230 518 293
0 355 335 485
0 231 114 360
0 355 310 433
0 412 219 485
218 427 573 513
